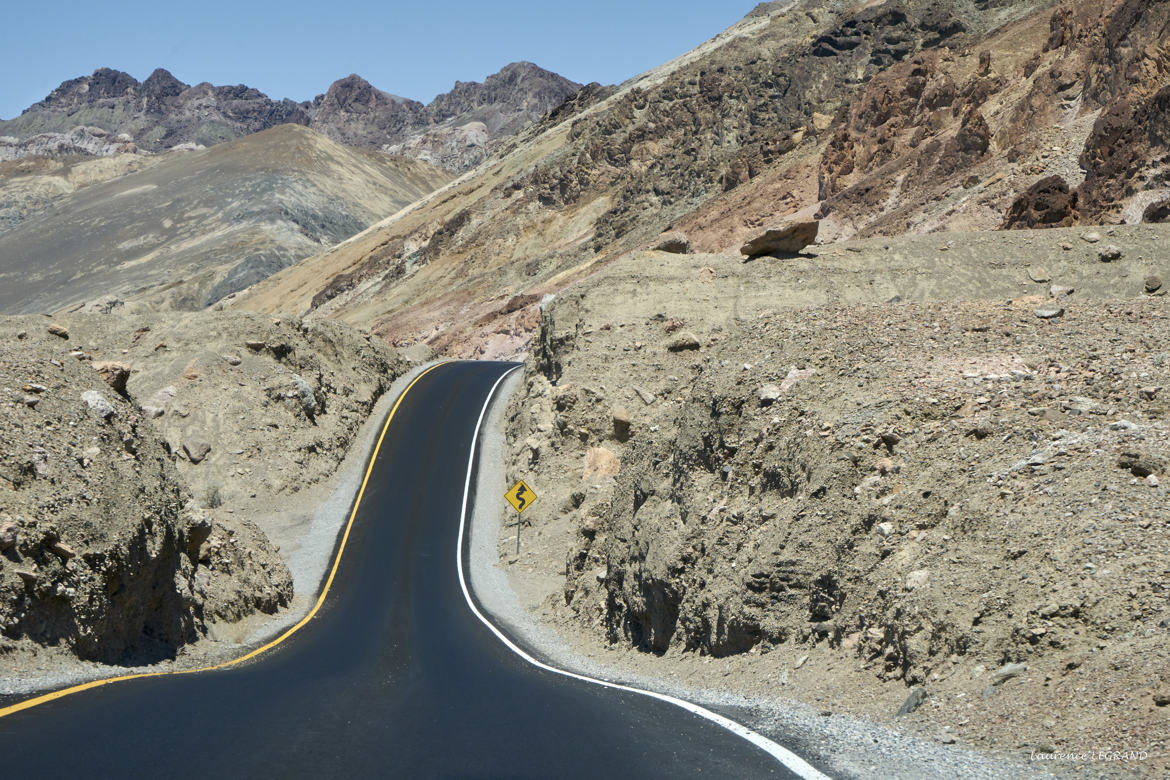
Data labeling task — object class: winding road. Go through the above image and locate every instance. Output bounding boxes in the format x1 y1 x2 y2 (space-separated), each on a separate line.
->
0 360 824 778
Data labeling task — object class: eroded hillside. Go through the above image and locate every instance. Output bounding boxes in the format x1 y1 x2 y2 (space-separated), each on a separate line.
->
0 311 410 679
0 124 451 314
503 225 1170 775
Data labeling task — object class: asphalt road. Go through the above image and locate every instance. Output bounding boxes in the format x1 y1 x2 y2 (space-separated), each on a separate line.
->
0 360 810 778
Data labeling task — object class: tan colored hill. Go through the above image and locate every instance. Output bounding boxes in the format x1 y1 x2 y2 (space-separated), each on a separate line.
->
0 124 451 314
234 0 1169 365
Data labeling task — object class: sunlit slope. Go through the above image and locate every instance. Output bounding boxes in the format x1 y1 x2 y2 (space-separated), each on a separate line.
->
0 124 451 313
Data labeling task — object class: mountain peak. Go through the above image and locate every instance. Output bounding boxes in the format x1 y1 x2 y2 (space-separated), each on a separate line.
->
142 68 187 100
35 68 140 112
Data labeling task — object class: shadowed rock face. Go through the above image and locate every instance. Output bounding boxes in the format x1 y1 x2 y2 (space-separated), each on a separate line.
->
1001 175 1080 229
1 63 582 172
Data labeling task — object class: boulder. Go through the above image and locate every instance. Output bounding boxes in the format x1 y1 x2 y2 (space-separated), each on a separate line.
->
583 447 620 479
0 518 18 551
897 687 927 716
1098 245 1123 262
1145 275 1163 294
92 361 131 395
1000 176 1079 229
1143 198 1170 223
47 324 70 339
666 331 701 352
612 407 632 442
183 439 212 465
653 232 692 254
758 384 782 405
740 221 819 257
81 390 116 420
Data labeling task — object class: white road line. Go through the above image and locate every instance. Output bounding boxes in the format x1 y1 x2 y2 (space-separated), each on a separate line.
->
455 365 833 780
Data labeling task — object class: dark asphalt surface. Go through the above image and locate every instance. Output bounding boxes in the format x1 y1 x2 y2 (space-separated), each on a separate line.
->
0 360 798 778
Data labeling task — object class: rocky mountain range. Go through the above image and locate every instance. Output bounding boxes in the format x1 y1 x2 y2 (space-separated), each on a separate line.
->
0 62 582 172
2 0 1169 772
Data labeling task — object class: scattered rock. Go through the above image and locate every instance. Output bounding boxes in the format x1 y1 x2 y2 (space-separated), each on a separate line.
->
875 522 895 538
1153 692 1170 707
1097 245 1123 262
1049 285 1074 299
905 569 931 590
653 232 692 254
222 354 242 366
1081 231 1102 243
779 367 817 392
1118 451 1162 478
50 541 76 560
758 384 782 406
1143 198 1170 224
897 686 927 716
245 340 266 351
740 221 819 257
1149 475 1161 488
812 112 833 132
141 405 165 419
183 439 213 465
583 447 620 479
666 331 701 352
81 390 116 420
633 386 657 405
47 324 70 339
1140 386 1161 401
1145 275 1164 294
15 570 39 584
20 394 40 408
1027 267 1050 283
1033 306 1064 320
991 663 1027 685
876 458 898 475
966 423 995 440
92 361 131 395
291 375 319 417
0 519 18 551
612 407 632 442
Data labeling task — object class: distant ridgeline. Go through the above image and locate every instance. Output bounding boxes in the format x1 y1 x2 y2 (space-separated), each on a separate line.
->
0 63 584 172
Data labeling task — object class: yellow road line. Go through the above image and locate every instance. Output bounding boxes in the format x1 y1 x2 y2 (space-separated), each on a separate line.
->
0 361 447 720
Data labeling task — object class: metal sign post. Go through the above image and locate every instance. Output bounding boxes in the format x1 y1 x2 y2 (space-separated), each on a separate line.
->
504 479 537 555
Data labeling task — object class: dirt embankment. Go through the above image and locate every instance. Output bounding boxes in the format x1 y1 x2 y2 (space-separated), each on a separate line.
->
503 225 1170 777
0 311 408 678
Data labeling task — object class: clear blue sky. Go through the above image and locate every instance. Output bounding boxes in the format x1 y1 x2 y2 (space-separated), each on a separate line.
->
1 1 757 120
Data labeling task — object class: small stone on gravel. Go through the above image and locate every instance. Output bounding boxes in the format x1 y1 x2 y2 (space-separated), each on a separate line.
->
758 384 782 405
991 663 1027 685
81 390 116 420
1034 307 1064 319
1097 245 1123 262
666 331 701 352
897 686 927 716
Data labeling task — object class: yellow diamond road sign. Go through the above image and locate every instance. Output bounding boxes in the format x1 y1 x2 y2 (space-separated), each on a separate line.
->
505 480 537 514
